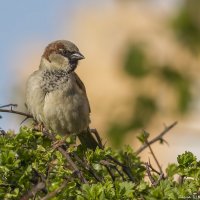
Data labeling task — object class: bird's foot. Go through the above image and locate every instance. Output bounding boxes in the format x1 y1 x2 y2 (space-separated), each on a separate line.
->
33 122 45 132
52 136 68 149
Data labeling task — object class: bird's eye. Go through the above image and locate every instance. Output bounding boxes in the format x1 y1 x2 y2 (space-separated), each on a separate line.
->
62 49 67 55
58 49 67 55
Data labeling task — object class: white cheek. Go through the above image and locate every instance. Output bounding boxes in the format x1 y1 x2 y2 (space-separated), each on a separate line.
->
50 54 69 68
40 55 70 71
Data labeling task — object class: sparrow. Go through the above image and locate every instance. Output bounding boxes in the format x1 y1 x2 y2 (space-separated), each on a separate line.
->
26 40 98 149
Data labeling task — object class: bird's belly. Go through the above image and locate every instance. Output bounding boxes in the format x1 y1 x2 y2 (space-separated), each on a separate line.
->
43 90 90 135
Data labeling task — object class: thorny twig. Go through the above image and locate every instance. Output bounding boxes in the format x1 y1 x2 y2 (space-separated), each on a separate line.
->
20 168 48 200
42 130 88 184
145 162 155 186
107 155 135 182
0 106 33 119
145 162 164 187
71 152 103 182
145 136 163 174
148 159 161 176
0 104 17 118
100 159 125 181
100 160 116 181
136 121 178 155
113 165 126 181
20 182 46 200
104 165 116 182
0 104 17 109
41 179 69 200
58 147 88 183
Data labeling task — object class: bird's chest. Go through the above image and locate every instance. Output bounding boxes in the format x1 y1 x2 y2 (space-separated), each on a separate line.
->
44 77 87 114
42 74 90 133
41 70 69 93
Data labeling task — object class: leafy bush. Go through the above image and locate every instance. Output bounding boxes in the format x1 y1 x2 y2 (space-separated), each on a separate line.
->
0 125 200 200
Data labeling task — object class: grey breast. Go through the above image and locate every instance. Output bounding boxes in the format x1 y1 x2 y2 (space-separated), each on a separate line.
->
41 70 90 135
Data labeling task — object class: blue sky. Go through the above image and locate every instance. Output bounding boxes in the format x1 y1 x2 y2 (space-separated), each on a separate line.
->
0 1 74 95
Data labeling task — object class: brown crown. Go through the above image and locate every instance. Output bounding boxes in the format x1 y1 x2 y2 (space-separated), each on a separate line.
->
43 41 65 62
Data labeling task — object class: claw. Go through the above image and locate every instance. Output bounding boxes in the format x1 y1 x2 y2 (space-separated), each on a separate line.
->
52 136 68 149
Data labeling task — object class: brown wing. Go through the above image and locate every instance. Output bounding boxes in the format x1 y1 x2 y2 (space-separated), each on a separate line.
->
74 72 91 113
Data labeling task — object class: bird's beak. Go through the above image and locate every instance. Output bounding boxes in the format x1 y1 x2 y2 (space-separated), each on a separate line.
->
71 52 85 61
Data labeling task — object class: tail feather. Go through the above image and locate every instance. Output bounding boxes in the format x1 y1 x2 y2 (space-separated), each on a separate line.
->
78 128 99 150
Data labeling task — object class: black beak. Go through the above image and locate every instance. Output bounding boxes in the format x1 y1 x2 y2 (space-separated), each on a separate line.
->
70 52 85 61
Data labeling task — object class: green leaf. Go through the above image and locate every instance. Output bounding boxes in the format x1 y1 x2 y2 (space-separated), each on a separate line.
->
177 151 197 167
137 130 150 144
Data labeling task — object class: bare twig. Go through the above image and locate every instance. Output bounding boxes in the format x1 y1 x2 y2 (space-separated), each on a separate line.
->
113 165 126 181
20 116 31 125
39 127 117 183
90 129 126 181
42 130 88 184
145 163 155 186
147 159 161 176
41 180 68 200
153 173 164 186
107 155 135 182
145 162 164 187
136 121 178 155
145 137 163 174
101 159 126 181
20 182 45 200
71 152 103 182
0 104 17 109
58 146 88 184
100 160 115 182
0 108 33 119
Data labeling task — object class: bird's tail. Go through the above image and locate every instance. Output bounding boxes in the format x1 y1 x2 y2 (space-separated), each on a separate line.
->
78 128 99 150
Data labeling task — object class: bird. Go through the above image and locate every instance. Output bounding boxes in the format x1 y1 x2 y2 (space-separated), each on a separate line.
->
25 40 99 149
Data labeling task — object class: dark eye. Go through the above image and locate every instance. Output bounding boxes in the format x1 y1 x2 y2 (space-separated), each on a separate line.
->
62 49 67 55
58 49 68 55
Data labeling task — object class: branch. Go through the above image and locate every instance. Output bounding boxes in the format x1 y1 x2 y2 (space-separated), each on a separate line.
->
145 162 155 186
71 152 103 182
136 121 178 155
58 147 88 184
147 159 161 176
42 130 88 184
20 182 45 200
107 155 135 182
0 108 33 119
41 180 68 200
145 137 163 174
145 162 164 187
0 104 17 109
100 160 117 182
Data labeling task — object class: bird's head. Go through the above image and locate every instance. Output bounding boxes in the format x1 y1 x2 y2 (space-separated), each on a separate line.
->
40 40 85 72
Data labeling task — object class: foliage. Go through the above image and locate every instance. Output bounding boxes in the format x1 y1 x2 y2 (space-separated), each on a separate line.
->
172 0 200 52
123 44 151 78
0 127 199 199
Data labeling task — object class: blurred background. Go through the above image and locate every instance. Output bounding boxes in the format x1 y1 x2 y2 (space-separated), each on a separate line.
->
0 0 200 169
